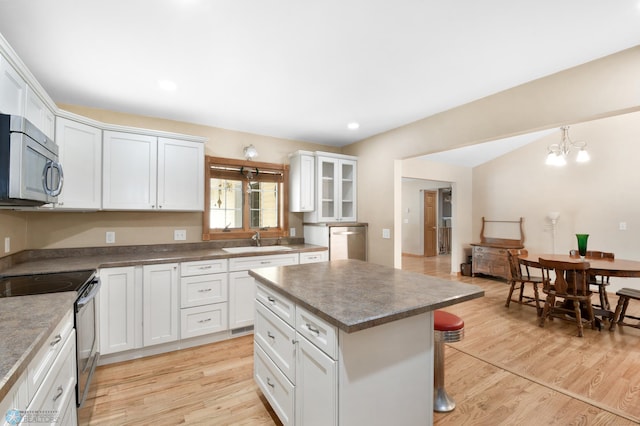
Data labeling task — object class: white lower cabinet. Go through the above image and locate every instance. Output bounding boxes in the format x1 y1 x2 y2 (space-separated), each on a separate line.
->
99 263 179 355
295 333 337 426
142 263 179 346
1 309 77 426
180 259 229 339
229 253 299 330
254 283 338 426
98 267 137 355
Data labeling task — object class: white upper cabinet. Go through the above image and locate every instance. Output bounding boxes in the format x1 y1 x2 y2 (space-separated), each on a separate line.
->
55 117 102 209
157 137 204 211
0 54 26 116
289 150 315 212
304 153 357 223
103 131 157 210
25 86 55 139
0 54 54 139
102 131 204 211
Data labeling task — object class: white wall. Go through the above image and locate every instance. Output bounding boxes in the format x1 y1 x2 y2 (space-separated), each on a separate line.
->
473 110 640 291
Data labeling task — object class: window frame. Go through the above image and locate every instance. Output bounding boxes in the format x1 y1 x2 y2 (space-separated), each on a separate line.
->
202 156 289 240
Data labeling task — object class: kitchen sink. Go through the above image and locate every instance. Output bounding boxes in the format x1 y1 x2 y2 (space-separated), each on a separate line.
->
222 246 293 254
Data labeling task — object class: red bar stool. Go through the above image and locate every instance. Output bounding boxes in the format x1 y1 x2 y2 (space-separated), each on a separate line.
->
433 310 464 412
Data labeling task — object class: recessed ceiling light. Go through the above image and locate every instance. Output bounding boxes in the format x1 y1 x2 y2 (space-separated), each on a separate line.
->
347 122 360 130
157 79 177 91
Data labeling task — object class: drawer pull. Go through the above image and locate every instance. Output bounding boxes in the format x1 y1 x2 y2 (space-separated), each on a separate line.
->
198 288 212 293
50 334 62 346
198 318 212 323
306 323 320 335
267 331 275 339
52 386 64 402
267 296 276 303
266 377 275 388
198 265 213 270
260 261 271 265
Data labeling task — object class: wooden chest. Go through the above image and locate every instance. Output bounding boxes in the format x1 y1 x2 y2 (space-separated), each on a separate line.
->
471 244 515 280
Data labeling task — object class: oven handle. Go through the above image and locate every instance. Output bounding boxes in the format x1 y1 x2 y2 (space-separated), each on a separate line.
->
76 279 101 311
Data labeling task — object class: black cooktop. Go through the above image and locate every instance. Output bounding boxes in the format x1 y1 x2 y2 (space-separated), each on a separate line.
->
0 270 96 298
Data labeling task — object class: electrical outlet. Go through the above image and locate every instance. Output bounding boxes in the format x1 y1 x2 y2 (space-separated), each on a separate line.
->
290 227 296 237
4 237 9 253
620 222 627 231
382 228 391 239
106 231 115 244
174 229 187 240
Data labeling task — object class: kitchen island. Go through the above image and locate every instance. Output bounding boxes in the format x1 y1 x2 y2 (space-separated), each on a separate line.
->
249 259 484 426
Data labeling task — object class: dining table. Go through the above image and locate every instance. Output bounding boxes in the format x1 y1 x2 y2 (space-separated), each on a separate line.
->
518 253 640 328
518 253 640 278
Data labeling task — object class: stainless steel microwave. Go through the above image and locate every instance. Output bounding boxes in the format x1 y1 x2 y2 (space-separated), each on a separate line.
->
0 114 63 206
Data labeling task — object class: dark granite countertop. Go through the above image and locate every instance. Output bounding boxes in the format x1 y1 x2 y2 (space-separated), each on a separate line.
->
0 242 326 276
0 240 327 402
0 292 76 401
249 259 484 333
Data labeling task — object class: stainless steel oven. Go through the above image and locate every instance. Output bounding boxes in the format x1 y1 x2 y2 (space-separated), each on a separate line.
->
0 270 101 408
75 274 101 407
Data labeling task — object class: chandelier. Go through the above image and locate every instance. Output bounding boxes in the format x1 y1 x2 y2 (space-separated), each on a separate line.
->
545 126 590 166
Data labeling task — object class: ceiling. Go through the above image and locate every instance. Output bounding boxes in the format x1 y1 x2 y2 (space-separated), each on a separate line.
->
0 1 639 147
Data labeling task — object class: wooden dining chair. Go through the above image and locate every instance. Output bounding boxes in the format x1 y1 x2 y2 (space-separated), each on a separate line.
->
505 249 544 314
569 249 614 310
538 258 595 337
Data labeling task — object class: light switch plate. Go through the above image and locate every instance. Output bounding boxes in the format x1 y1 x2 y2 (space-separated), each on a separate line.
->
290 227 296 237
382 228 391 239
4 237 9 253
174 229 187 240
106 231 115 244
619 222 627 231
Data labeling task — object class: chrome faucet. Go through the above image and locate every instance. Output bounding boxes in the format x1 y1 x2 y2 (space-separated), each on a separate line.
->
252 231 261 247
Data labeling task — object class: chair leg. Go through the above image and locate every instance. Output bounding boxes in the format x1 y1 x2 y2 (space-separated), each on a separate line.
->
532 283 542 316
518 281 525 304
573 300 584 337
539 295 553 327
505 280 516 308
599 286 609 311
610 297 626 331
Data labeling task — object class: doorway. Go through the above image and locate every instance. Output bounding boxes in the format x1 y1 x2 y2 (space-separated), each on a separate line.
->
423 190 437 257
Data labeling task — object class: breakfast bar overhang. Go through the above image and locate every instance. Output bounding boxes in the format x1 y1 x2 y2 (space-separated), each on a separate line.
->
250 259 484 425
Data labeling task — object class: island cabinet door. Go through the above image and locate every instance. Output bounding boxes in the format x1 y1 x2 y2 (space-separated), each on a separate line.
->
295 333 337 426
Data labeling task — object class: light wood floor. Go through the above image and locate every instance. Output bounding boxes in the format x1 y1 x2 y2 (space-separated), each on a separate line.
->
79 256 640 425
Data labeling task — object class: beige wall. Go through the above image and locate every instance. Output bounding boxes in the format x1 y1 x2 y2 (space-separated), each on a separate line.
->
344 45 640 268
0 105 341 255
473 110 640 291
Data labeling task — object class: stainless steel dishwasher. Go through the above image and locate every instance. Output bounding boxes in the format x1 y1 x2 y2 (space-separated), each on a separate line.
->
329 225 367 261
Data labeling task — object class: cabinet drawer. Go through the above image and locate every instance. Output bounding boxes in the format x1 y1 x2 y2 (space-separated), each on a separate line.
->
229 253 299 272
28 329 76 419
181 259 228 276
299 251 328 264
27 309 74 402
180 273 228 308
256 283 295 327
255 301 296 383
296 306 337 360
254 344 294 426
180 303 228 339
